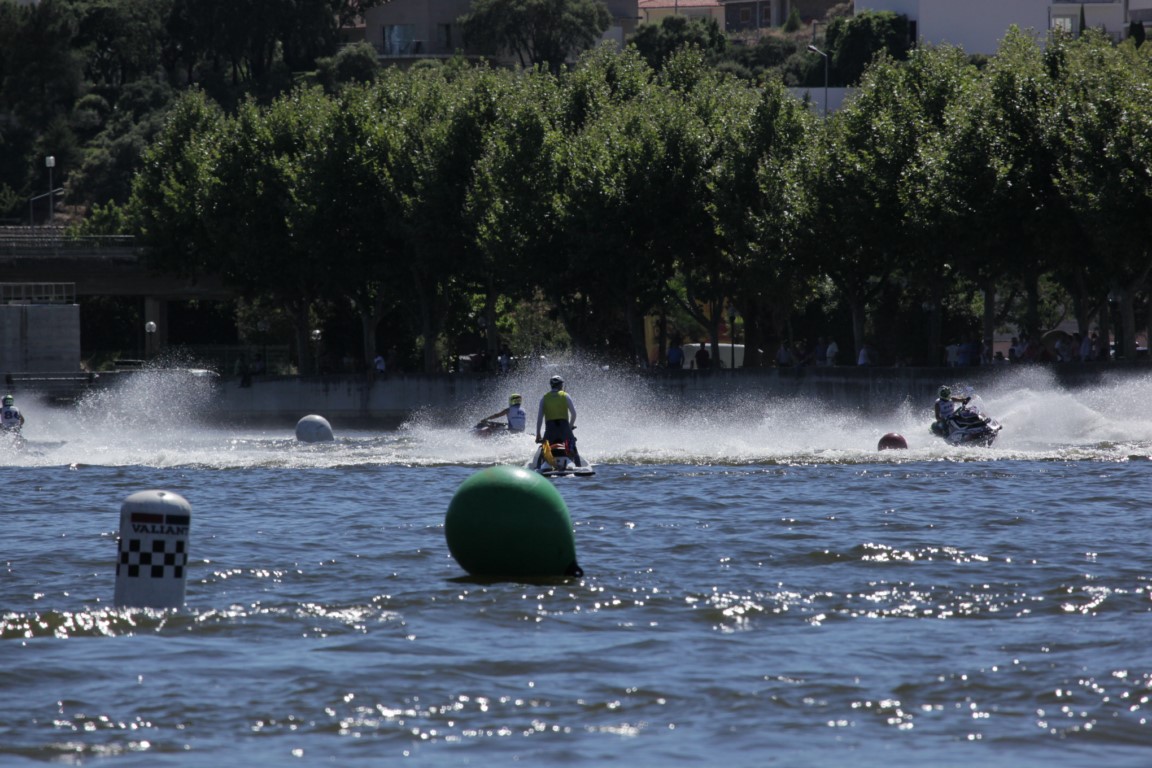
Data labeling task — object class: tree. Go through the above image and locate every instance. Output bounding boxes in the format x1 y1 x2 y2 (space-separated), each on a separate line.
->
460 0 611 73
630 16 727 72
1050 31 1152 359
825 10 911 86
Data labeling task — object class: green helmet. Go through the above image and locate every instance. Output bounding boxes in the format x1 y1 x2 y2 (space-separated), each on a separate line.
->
2 395 12 407
938 386 951 399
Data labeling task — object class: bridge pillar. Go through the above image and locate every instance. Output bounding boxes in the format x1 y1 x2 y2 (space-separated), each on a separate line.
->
144 297 168 358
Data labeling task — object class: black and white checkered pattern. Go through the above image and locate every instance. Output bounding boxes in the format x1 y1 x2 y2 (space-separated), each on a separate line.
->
117 538 187 579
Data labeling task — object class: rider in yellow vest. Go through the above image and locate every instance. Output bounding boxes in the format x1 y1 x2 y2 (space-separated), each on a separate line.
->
535 375 579 463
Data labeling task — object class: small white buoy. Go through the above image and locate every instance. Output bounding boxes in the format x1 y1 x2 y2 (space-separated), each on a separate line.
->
114 490 191 609
295 414 334 442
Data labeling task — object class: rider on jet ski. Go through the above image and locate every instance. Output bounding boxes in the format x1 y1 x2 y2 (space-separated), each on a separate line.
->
933 386 969 435
480 393 527 433
535 375 580 465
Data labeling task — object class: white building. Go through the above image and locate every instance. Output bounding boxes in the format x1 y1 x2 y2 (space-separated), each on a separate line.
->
855 0 1151 55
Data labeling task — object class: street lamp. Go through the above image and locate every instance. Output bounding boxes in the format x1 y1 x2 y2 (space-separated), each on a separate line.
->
144 321 157 363
45 156 55 223
257 319 269 374
311 328 322 374
728 304 738 370
807 45 829 117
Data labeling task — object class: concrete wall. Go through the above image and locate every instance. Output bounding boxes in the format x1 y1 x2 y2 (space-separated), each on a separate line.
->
0 304 81 373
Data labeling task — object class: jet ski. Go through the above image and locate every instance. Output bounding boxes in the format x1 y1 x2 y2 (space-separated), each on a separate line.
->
527 439 594 478
471 419 510 438
930 392 1002 447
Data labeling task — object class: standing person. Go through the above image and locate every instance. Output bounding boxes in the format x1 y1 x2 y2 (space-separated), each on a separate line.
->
1 394 24 432
535 375 579 463
480 393 527 433
774 340 793 367
693 342 711 370
373 354 386 376
814 337 828 366
826 338 839 366
667 343 684 369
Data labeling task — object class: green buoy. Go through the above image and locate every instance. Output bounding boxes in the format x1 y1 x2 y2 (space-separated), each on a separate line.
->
445 466 582 578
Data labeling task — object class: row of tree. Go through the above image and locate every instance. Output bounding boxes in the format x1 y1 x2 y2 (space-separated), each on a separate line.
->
127 29 1152 372
0 0 386 221
0 0 885 229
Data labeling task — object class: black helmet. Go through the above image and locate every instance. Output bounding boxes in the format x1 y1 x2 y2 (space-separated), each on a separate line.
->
549 375 563 389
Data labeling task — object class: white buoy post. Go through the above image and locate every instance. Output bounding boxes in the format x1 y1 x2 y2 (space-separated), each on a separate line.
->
114 490 192 609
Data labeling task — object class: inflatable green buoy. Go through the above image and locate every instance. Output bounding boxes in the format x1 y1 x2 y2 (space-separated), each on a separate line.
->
445 466 582 578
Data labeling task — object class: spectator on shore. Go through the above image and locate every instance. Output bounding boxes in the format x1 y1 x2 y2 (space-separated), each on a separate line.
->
946 340 961 367
813 337 828 366
693 342 711 370
667 344 684 369
775 341 793 367
826 338 839 366
1079 332 1094 362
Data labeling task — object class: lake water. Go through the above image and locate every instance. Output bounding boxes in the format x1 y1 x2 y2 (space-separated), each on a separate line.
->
3 365 1152 766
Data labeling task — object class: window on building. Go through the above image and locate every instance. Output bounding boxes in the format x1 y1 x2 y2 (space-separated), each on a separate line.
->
740 7 751 24
437 24 452 51
1052 16 1074 34
383 24 416 55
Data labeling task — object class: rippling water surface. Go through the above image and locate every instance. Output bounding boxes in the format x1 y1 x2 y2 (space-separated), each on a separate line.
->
3 366 1152 766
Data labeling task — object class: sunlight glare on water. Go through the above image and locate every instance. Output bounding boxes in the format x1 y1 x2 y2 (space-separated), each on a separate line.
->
4 363 1152 766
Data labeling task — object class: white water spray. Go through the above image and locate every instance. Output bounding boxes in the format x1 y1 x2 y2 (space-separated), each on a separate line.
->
7 361 1152 468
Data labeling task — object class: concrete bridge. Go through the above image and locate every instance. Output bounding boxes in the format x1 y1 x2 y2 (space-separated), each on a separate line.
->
0 227 231 354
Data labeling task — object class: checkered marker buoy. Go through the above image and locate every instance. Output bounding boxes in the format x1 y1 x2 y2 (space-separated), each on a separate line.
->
114 490 191 609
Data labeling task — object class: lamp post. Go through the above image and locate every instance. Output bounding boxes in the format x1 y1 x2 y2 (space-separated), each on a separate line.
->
311 329 322 374
807 45 829 117
144 321 157 363
728 304 738 370
45 156 55 223
257 319 269 374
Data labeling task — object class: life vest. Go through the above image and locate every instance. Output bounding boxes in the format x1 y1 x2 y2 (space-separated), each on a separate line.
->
542 390 569 421
507 405 527 431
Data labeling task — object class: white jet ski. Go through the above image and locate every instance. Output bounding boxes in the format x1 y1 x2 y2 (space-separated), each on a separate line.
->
527 439 595 478
930 390 1002 447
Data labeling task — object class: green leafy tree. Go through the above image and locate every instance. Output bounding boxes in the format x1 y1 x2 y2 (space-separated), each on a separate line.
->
460 0 611 73
792 52 926 362
128 89 225 275
712 74 814 367
314 41 380 93
630 16 727 72
1050 31 1152 358
825 10 911 86
463 68 566 357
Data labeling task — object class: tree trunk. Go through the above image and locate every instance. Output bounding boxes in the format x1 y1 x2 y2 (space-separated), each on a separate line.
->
850 296 866 365
981 279 996 365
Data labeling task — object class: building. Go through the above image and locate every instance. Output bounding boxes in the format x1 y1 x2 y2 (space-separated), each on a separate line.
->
855 0 1152 55
363 0 640 64
638 0 798 31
